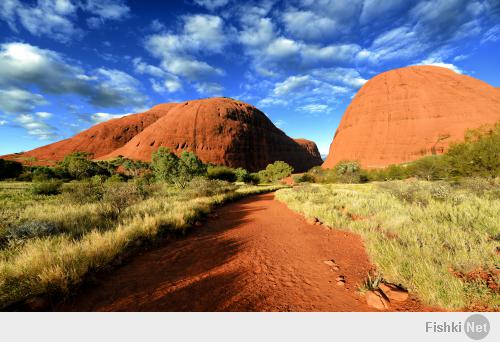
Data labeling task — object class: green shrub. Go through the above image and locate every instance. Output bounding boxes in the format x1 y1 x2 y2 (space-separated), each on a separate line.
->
333 161 362 183
207 166 237 182
152 148 206 187
102 183 142 216
106 174 126 183
0 159 23 180
257 161 294 183
7 221 60 240
62 179 104 203
32 166 57 181
295 173 315 183
184 177 237 197
31 180 63 195
59 152 109 180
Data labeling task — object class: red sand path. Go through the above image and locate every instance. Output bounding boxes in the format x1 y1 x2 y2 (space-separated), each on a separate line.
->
58 193 432 311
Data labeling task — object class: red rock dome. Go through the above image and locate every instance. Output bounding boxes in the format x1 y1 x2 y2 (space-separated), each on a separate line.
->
4 98 322 172
3 104 177 165
323 66 500 169
103 98 322 172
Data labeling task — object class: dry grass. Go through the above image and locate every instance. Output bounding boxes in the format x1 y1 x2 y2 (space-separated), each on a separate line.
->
0 181 286 309
275 180 499 310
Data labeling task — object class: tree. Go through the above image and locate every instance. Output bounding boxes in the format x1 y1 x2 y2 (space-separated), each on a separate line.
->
59 152 107 179
0 159 23 180
151 148 206 187
258 161 294 182
333 161 362 183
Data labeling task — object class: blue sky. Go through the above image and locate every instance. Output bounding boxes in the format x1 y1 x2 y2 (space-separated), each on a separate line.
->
0 0 499 156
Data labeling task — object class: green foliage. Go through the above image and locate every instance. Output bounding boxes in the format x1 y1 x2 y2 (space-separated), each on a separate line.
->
294 173 315 183
31 180 63 195
333 161 362 183
59 152 109 180
7 221 60 240
62 179 105 203
0 159 23 180
184 177 237 197
121 158 150 177
207 166 237 182
151 148 206 187
257 161 294 183
106 174 126 183
446 123 500 178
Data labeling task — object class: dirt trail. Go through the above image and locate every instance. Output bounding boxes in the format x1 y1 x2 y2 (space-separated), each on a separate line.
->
58 193 431 311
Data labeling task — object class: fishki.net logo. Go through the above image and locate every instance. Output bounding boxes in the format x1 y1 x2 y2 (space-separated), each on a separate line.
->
426 314 490 340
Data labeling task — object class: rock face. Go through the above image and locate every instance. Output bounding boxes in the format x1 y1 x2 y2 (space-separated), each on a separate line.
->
5 98 322 172
103 98 322 172
323 66 500 169
3 103 177 165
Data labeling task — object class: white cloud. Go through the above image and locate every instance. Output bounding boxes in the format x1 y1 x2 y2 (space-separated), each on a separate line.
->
90 112 130 124
299 104 331 114
193 0 230 11
145 15 227 81
0 0 130 42
15 113 57 140
274 119 286 128
149 19 165 32
481 24 500 44
0 42 149 110
273 75 348 97
82 0 129 20
0 88 47 114
310 68 367 88
282 9 338 41
0 120 7 125
419 57 463 74
194 82 224 96
238 16 360 75
35 111 53 119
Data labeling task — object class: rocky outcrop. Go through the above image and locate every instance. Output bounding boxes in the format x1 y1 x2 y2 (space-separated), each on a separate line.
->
323 66 500 169
4 98 322 172
4 103 177 165
103 98 322 172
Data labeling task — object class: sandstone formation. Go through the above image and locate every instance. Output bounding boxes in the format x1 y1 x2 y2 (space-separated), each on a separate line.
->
323 66 500 169
102 98 322 172
3 103 177 165
4 98 322 172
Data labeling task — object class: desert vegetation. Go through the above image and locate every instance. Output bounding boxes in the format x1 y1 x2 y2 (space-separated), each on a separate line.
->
276 180 499 310
0 149 292 309
277 124 500 310
297 122 500 184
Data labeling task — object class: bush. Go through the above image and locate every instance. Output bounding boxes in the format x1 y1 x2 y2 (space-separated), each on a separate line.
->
294 173 315 183
0 159 23 180
257 161 294 183
106 174 126 183
207 166 237 182
152 148 206 187
333 161 362 183
184 177 237 197
59 152 109 180
446 122 500 178
102 183 142 216
62 179 104 203
32 166 57 181
31 180 63 195
7 221 60 240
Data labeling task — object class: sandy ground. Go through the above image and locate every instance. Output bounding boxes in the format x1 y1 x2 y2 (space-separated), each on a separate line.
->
58 193 433 311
